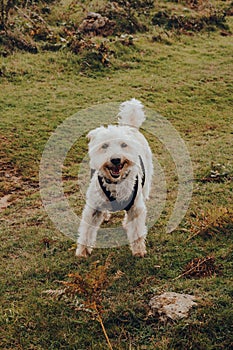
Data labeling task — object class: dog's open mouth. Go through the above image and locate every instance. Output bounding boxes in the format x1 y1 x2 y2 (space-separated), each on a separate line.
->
108 164 123 178
106 161 128 179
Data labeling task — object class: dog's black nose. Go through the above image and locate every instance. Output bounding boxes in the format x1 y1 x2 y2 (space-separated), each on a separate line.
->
111 158 121 166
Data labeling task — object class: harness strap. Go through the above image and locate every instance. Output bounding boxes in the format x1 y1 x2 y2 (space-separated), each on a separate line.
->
98 175 139 212
96 155 145 212
139 155 145 188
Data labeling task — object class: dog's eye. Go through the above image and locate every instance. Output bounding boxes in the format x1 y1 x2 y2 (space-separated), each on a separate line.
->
101 143 109 149
121 142 128 148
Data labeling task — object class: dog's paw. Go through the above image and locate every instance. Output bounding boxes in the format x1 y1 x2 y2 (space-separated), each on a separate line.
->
133 251 147 258
75 244 92 258
130 237 147 257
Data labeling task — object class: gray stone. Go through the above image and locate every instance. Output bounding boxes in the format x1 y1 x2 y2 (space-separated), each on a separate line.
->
149 292 197 321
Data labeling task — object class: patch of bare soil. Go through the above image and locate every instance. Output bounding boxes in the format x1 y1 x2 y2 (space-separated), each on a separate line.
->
0 153 39 213
0 194 11 210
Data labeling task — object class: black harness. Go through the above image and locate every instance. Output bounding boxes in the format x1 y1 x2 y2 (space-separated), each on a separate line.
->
93 156 145 212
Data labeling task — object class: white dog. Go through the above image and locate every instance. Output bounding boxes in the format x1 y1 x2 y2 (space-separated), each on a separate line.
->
76 99 153 257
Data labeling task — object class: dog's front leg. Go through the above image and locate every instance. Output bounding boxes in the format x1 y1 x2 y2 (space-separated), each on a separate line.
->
123 198 147 257
76 205 104 258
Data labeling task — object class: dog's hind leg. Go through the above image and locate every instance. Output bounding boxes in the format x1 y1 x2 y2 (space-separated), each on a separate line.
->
76 206 104 257
123 197 147 257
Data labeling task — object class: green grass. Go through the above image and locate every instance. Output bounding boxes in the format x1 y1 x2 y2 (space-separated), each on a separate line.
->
1 1 233 349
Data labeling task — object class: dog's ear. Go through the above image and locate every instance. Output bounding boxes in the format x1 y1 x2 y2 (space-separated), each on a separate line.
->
87 129 97 141
87 126 105 141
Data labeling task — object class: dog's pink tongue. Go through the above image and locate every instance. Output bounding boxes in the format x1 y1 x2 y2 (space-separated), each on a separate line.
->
112 165 121 175
112 168 120 175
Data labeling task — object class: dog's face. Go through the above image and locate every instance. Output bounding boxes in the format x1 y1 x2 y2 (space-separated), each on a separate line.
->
88 125 139 182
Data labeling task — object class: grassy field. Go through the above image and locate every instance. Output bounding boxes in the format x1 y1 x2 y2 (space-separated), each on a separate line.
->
1 1 233 349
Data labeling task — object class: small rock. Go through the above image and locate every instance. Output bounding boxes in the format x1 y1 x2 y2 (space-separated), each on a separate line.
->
86 12 102 19
0 194 12 210
149 292 197 321
78 13 115 36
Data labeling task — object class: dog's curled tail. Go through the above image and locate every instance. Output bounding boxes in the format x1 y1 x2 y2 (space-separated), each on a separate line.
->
118 98 145 129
